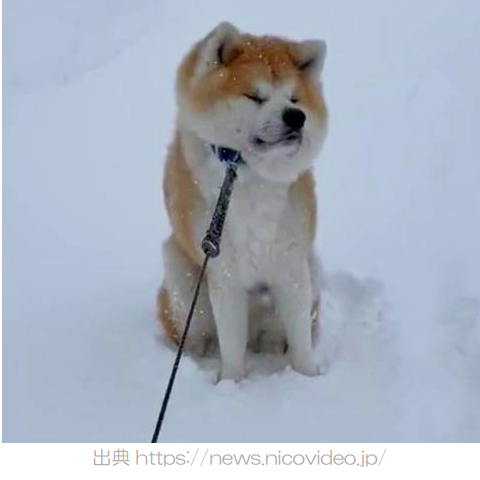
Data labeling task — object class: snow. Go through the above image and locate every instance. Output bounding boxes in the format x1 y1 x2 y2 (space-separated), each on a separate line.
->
3 0 480 442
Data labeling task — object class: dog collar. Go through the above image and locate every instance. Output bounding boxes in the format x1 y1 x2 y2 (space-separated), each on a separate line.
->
210 144 246 166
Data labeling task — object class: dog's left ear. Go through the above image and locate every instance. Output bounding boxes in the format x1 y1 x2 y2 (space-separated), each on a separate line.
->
194 22 241 79
295 39 327 77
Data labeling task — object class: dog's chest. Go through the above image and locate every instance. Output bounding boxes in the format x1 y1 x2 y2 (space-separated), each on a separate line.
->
226 180 290 275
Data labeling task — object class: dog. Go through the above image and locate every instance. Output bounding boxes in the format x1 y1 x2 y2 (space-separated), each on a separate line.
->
158 22 328 381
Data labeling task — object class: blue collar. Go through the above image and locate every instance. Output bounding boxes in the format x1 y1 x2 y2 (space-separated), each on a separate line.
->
210 144 246 166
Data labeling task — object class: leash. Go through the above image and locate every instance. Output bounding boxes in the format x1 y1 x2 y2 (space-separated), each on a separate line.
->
151 146 243 443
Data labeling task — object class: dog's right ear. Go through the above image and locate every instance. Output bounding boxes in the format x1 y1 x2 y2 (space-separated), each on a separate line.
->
194 22 241 79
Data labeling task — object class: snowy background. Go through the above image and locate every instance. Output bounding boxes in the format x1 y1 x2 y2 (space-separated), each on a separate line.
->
3 0 480 442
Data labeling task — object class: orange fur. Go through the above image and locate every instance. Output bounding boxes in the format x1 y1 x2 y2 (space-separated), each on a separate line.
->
178 35 327 127
157 284 180 343
163 134 204 265
290 170 317 244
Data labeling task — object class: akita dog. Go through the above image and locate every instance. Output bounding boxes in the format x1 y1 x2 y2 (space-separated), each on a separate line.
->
158 22 328 381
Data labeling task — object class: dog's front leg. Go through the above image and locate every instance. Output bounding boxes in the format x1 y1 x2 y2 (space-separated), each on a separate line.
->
208 263 248 381
273 260 320 376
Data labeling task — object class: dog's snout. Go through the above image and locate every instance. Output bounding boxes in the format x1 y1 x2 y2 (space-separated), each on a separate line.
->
282 108 306 131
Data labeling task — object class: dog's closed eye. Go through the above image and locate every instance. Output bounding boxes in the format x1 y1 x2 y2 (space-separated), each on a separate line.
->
244 93 267 105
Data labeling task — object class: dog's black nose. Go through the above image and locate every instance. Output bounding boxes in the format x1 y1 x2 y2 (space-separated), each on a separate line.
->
282 108 306 131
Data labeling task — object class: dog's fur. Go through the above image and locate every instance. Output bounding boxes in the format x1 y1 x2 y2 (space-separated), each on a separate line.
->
158 22 328 381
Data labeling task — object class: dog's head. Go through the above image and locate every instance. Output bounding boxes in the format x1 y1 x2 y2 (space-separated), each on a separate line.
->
177 22 328 183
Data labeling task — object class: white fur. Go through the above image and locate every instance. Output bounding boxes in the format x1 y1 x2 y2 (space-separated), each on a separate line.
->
193 22 240 80
173 125 323 380
297 39 327 77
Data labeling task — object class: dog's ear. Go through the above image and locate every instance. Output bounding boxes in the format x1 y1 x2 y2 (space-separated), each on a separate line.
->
194 22 241 78
295 39 327 78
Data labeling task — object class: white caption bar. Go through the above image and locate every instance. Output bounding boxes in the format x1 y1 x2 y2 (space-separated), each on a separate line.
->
1 443 478 479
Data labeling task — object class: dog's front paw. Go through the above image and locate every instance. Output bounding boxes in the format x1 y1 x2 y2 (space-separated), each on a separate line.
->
218 364 247 383
291 353 325 377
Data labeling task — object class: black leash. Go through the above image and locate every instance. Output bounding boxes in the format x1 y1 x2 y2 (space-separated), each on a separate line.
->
151 162 239 443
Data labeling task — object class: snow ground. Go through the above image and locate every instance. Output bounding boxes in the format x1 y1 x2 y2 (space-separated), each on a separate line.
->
3 0 480 442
